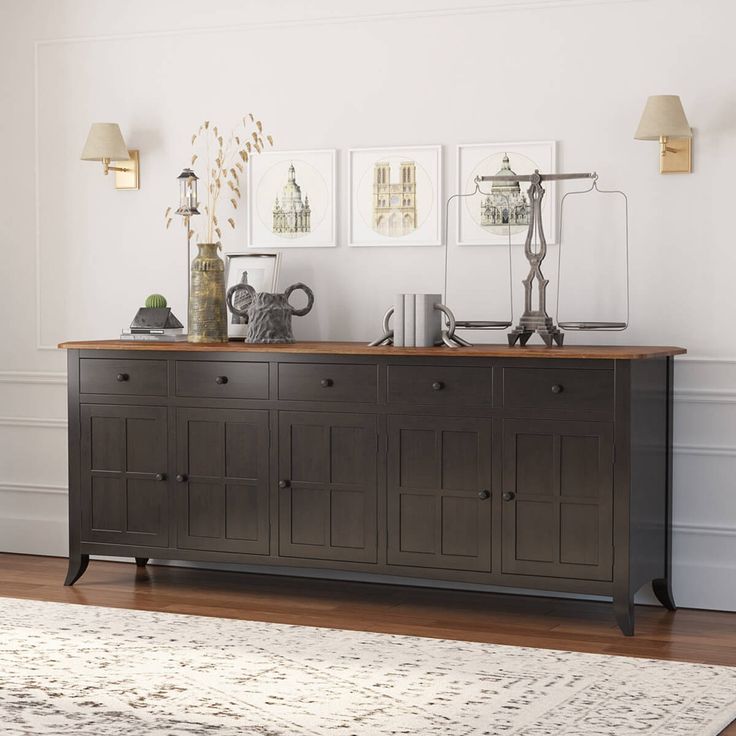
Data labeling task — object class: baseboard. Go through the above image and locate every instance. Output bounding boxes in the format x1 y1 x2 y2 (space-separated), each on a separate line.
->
0 516 67 556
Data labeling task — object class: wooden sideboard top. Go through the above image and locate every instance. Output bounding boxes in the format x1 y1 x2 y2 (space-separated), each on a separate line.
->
58 340 686 360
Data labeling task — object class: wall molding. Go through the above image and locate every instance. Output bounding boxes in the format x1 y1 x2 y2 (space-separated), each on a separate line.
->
674 523 736 538
0 481 67 496
674 389 736 405
674 444 736 458
33 0 647 46
0 416 67 429
0 371 66 385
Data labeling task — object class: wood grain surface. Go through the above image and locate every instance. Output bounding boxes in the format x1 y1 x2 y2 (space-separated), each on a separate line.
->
58 339 687 360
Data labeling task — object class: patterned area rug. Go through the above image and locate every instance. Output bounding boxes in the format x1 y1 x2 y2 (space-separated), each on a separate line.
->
1 597 735 735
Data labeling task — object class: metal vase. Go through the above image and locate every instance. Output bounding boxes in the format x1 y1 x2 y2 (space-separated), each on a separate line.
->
188 243 228 343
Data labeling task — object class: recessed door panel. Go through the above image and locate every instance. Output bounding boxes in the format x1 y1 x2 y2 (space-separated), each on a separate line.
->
388 415 492 572
81 405 168 547
177 408 270 555
279 411 377 563
502 419 613 581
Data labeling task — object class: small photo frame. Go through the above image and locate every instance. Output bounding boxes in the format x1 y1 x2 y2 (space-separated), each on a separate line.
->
456 141 556 245
247 149 336 248
348 145 442 246
224 252 282 339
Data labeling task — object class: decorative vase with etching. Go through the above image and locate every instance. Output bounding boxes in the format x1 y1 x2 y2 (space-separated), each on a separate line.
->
188 243 227 343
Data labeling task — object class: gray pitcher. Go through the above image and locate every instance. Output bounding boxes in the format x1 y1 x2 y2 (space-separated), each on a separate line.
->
226 282 314 343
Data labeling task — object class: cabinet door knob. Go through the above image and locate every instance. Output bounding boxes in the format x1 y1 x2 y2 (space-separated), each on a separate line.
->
502 491 516 502
432 381 444 391
478 489 491 500
551 384 563 394
320 378 333 388
154 473 166 481
215 376 228 385
116 373 129 382
176 474 187 483
278 479 290 488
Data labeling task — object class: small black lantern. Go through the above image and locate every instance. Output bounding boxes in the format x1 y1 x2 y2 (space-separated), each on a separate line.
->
176 168 200 216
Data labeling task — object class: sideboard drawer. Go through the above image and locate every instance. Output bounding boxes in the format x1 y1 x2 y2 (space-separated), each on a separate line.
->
175 360 269 399
387 365 492 406
502 367 614 414
79 358 167 396
278 363 378 403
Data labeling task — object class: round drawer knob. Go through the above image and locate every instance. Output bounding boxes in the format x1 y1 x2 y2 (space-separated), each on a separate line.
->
320 378 333 388
502 491 516 502
154 473 166 482
215 376 228 385
116 373 129 382
432 381 445 391
278 479 291 488
175 474 187 483
551 384 564 394
478 489 491 500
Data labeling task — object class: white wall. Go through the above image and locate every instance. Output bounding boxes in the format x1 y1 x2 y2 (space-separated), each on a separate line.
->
1 0 735 610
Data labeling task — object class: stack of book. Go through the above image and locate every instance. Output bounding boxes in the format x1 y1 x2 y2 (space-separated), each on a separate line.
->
120 327 187 342
393 293 442 347
120 306 186 342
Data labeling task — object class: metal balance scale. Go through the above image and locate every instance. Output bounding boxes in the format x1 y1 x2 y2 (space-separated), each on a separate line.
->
445 170 629 347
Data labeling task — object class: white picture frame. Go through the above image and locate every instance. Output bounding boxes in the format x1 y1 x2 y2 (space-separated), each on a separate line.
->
455 141 557 246
348 145 442 247
224 252 282 339
247 149 336 248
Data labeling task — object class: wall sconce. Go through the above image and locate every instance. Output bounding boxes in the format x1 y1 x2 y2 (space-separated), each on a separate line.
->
80 123 140 189
634 95 692 174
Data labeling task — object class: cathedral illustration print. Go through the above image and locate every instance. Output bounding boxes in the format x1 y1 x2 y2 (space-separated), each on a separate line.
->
480 153 529 229
272 163 311 235
372 161 417 237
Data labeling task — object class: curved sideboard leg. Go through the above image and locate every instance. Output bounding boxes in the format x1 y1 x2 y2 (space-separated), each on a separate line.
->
652 577 676 611
134 557 149 568
613 589 635 637
64 553 89 586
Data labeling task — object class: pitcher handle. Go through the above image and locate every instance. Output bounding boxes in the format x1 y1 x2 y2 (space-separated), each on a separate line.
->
284 283 314 317
226 283 256 318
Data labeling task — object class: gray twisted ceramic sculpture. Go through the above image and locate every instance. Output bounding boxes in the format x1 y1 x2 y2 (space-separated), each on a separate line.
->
226 282 314 343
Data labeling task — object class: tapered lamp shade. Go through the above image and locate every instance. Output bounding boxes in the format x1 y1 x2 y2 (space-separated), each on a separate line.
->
80 123 130 161
634 96 692 140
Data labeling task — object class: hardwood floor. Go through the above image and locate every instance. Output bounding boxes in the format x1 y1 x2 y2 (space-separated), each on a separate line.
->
1 553 735 733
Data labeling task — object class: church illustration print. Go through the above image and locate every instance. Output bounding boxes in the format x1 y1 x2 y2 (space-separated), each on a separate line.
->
480 153 529 230
372 160 417 237
272 163 311 236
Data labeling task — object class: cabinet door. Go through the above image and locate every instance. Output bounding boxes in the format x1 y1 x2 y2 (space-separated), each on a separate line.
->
176 408 270 555
387 416 493 572
502 419 613 581
278 411 377 563
80 404 168 547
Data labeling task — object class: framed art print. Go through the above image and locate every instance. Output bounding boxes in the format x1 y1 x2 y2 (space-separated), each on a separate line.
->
456 141 556 245
248 149 336 248
224 252 281 339
348 145 442 246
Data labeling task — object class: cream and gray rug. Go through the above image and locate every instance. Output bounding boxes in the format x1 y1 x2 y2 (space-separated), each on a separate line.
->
0 596 735 735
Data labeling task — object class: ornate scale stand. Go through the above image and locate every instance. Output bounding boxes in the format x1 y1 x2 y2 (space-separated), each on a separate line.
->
477 170 596 347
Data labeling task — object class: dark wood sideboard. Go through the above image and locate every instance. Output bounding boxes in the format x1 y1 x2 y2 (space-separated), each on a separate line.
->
59 340 686 635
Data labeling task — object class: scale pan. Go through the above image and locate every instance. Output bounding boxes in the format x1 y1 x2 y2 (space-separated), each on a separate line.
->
455 320 513 330
558 321 627 331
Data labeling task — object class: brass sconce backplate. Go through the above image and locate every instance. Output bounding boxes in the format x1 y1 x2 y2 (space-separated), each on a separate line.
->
661 138 692 174
114 150 140 189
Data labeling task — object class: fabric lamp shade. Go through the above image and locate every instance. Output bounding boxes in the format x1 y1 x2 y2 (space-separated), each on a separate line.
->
634 96 692 140
80 123 130 161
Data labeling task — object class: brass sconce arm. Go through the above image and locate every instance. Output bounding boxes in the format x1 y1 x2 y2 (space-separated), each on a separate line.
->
659 137 679 155
101 158 132 175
